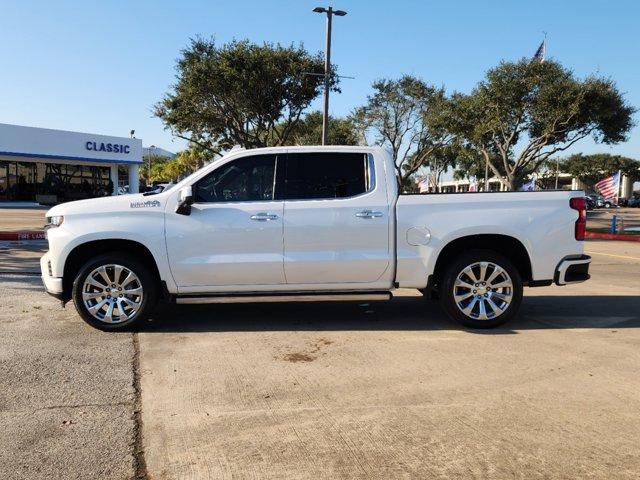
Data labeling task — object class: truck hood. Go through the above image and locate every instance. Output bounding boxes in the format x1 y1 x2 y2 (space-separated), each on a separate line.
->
46 194 166 217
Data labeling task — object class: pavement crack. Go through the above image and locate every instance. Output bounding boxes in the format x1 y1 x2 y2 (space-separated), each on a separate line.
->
132 332 148 480
25 401 131 414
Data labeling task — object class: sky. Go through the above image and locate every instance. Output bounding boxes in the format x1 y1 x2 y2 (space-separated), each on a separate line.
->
1 0 639 158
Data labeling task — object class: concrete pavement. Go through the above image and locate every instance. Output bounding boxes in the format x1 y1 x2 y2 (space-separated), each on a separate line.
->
1 240 639 479
0 241 46 274
138 241 640 479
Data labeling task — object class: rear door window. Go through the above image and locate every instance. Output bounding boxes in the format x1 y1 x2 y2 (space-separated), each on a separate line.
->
284 152 368 200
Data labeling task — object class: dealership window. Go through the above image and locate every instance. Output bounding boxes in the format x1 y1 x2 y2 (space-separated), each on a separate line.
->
0 160 110 201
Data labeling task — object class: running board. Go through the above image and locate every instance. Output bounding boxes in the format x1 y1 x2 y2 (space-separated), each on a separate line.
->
175 291 392 305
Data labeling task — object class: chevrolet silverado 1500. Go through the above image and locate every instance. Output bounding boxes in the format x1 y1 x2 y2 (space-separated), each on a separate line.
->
41 146 591 330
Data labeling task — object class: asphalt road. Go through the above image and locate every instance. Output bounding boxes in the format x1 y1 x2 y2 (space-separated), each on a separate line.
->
1 239 639 479
0 206 48 231
0 276 137 480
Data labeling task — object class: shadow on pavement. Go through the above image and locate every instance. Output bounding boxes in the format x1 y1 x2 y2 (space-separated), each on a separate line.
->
139 294 640 333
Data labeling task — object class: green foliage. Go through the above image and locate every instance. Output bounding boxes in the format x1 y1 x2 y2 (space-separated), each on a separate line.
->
140 155 172 183
415 143 460 192
283 111 359 145
143 147 212 183
351 75 453 185
446 59 635 190
561 153 640 187
155 38 336 153
452 147 507 184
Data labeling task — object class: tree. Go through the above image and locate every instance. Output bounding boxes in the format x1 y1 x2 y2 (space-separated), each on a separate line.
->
446 59 635 190
144 146 213 183
351 75 454 187
283 111 359 145
140 154 171 183
561 153 640 188
173 146 212 174
421 144 459 192
533 159 562 190
155 38 337 154
453 147 506 188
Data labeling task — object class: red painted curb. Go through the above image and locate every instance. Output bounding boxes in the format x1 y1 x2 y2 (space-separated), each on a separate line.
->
586 231 640 242
0 231 46 241
2 229 638 243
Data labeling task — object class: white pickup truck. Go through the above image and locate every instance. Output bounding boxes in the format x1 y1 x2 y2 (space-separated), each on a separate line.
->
41 146 591 330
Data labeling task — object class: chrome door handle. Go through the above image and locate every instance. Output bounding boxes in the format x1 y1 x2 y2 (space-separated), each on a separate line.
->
355 210 383 219
250 212 279 221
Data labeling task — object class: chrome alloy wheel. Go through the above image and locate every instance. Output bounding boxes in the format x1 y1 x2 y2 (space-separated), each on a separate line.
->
81 264 143 324
453 261 513 321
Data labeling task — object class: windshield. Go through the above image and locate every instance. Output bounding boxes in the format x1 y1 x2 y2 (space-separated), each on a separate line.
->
165 153 230 192
160 182 176 193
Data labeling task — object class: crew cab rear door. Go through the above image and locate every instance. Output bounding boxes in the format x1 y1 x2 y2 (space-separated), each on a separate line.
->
281 151 391 284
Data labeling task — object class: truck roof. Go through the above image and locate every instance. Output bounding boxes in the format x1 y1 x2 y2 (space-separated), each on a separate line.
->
223 145 388 155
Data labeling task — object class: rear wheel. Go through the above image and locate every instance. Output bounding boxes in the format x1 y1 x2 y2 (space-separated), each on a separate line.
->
439 250 523 328
72 252 157 331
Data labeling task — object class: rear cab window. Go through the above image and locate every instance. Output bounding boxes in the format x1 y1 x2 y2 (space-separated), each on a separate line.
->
283 152 369 200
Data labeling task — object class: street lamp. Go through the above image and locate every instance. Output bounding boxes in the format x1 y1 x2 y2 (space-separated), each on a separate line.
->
148 145 156 186
313 6 347 145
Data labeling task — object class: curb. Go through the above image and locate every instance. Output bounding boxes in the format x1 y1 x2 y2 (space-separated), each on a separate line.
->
586 231 640 242
3 229 639 243
0 231 45 241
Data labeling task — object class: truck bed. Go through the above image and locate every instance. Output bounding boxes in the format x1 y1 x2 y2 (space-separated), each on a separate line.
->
394 190 585 287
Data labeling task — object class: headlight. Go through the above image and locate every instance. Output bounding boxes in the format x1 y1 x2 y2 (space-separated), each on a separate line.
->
45 215 64 229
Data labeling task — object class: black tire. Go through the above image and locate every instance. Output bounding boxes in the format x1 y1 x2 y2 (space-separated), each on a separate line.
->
439 249 523 329
72 252 158 331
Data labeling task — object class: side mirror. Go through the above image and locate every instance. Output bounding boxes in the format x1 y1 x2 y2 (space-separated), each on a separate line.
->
176 186 194 215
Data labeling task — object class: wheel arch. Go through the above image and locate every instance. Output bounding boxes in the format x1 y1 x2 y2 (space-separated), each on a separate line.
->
432 234 533 289
62 239 162 301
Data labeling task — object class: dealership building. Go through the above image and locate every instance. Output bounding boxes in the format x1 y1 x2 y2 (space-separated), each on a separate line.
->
0 123 143 204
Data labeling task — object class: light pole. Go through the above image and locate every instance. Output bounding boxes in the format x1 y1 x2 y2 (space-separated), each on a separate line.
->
313 6 347 145
148 145 155 186
484 159 489 191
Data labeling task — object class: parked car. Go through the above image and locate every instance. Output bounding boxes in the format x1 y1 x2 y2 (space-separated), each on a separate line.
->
628 196 640 207
41 146 591 331
585 196 597 210
587 193 615 209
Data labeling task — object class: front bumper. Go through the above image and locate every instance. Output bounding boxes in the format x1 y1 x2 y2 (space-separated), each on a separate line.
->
40 252 64 299
555 255 591 286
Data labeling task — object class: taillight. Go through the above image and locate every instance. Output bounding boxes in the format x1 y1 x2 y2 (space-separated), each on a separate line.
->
570 197 586 241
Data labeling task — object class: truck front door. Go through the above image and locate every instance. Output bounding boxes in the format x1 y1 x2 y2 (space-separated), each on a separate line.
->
165 153 285 289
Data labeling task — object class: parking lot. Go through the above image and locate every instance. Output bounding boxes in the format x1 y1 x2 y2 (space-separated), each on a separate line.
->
1 239 639 479
587 207 640 233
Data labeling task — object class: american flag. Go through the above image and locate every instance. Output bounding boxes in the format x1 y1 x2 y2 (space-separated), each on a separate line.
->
533 40 546 62
519 178 535 191
595 172 620 200
418 176 429 193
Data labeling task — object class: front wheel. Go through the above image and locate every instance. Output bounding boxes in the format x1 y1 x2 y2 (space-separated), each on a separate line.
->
72 252 158 331
439 250 523 329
